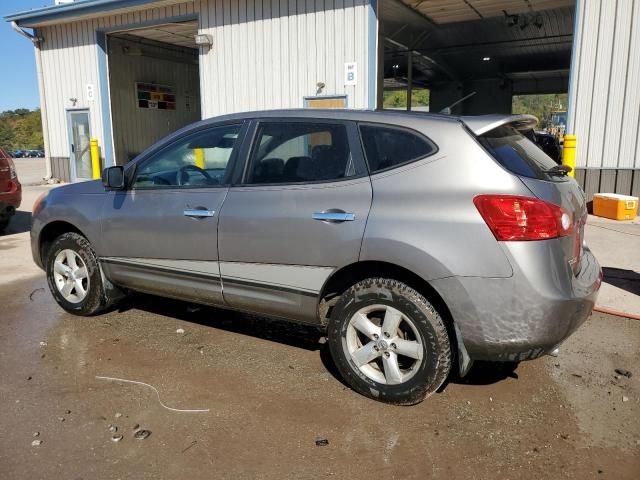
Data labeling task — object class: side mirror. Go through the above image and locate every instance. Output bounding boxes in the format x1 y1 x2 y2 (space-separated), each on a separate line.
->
102 166 125 190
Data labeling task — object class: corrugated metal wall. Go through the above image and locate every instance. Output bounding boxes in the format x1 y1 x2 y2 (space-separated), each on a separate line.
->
36 0 372 179
198 0 372 118
569 0 640 171
37 2 199 167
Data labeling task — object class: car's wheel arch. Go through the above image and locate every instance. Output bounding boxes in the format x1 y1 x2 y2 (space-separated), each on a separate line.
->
38 220 90 266
318 259 472 377
39 222 127 307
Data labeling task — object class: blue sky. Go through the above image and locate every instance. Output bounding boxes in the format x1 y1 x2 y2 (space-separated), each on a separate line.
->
0 1 52 112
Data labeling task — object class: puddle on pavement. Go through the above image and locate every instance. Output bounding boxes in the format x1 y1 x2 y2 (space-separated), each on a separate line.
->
0 275 62 357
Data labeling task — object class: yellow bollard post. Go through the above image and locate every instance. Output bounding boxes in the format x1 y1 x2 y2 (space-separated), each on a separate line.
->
562 134 576 178
90 138 101 180
193 148 205 169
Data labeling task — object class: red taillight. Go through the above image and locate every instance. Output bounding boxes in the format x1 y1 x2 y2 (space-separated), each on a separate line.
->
1 157 17 179
474 195 574 241
8 158 17 179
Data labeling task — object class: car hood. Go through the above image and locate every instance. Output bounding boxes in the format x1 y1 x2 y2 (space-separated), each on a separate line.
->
54 179 105 196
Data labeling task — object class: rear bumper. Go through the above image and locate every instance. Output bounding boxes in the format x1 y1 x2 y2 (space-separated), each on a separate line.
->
432 242 601 362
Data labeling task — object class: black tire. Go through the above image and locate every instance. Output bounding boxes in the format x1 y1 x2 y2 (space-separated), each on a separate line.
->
0 219 8 232
46 232 111 316
327 278 451 405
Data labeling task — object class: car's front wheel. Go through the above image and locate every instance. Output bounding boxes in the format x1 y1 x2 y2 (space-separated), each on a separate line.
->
46 232 111 316
327 278 452 405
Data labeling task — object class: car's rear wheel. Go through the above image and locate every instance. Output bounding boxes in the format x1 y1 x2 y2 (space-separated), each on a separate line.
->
327 278 451 405
0 219 8 232
46 232 111 316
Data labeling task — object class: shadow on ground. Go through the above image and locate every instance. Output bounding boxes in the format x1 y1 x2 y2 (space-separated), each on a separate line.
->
602 266 640 295
453 360 519 384
0 210 31 236
118 292 520 389
117 292 325 352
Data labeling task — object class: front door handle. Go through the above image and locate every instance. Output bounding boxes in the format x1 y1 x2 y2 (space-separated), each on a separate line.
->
312 211 356 222
184 209 215 218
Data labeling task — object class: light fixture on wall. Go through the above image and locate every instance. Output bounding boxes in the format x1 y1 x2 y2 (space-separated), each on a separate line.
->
194 34 213 48
316 82 325 95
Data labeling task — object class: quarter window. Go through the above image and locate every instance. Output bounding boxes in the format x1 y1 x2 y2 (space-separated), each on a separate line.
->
359 125 436 173
478 125 565 182
133 124 241 188
247 122 356 184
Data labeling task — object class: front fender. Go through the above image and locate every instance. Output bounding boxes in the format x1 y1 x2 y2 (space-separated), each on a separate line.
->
31 181 107 267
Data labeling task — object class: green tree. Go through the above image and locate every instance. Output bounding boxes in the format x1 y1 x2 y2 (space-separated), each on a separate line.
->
411 89 430 107
383 90 407 108
0 123 15 148
0 109 43 150
512 94 567 128
383 89 430 109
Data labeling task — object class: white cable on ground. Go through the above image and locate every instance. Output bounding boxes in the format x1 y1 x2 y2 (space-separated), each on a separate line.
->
96 375 210 413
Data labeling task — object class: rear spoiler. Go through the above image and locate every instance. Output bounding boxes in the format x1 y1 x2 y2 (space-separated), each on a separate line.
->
461 114 538 136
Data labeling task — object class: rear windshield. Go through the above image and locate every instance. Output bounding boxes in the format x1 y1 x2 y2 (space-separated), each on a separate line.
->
478 125 566 182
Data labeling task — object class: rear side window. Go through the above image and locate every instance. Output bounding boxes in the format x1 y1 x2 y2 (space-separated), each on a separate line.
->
479 125 564 182
247 122 359 184
359 125 436 173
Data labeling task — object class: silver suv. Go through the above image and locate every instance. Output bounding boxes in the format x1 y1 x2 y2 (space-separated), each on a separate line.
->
31 110 601 405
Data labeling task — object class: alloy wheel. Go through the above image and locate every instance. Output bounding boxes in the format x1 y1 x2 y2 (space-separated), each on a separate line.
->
344 304 425 385
53 249 90 303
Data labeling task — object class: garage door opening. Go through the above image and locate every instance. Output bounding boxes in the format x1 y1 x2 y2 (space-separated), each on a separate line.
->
512 93 568 136
379 1 575 116
107 20 201 165
382 87 430 111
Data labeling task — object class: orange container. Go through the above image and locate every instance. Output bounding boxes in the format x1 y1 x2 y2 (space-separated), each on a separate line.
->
592 193 639 220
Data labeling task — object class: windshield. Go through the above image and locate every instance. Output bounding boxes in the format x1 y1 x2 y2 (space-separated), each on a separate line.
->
478 125 566 182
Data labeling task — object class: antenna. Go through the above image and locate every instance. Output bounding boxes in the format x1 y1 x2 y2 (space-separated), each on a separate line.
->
439 91 477 114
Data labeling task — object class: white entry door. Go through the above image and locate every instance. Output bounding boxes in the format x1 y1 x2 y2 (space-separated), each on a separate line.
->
67 110 92 181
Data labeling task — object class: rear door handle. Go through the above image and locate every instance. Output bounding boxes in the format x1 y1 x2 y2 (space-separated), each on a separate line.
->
184 209 215 218
312 211 356 222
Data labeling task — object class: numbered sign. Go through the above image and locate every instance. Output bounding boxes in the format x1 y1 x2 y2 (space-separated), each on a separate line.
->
86 84 95 102
345 62 357 86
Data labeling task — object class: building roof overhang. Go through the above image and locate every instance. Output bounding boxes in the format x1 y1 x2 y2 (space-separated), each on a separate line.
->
5 0 192 28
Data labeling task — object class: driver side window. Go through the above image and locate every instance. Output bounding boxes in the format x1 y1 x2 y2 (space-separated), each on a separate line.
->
133 124 241 189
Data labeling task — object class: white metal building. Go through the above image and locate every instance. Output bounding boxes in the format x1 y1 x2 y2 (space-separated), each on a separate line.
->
5 0 640 199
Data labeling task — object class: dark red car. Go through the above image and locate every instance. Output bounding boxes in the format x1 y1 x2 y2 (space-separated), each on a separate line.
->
0 148 22 231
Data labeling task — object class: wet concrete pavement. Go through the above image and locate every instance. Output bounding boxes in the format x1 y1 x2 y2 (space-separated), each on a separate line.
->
1 172 639 479
1 273 639 479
